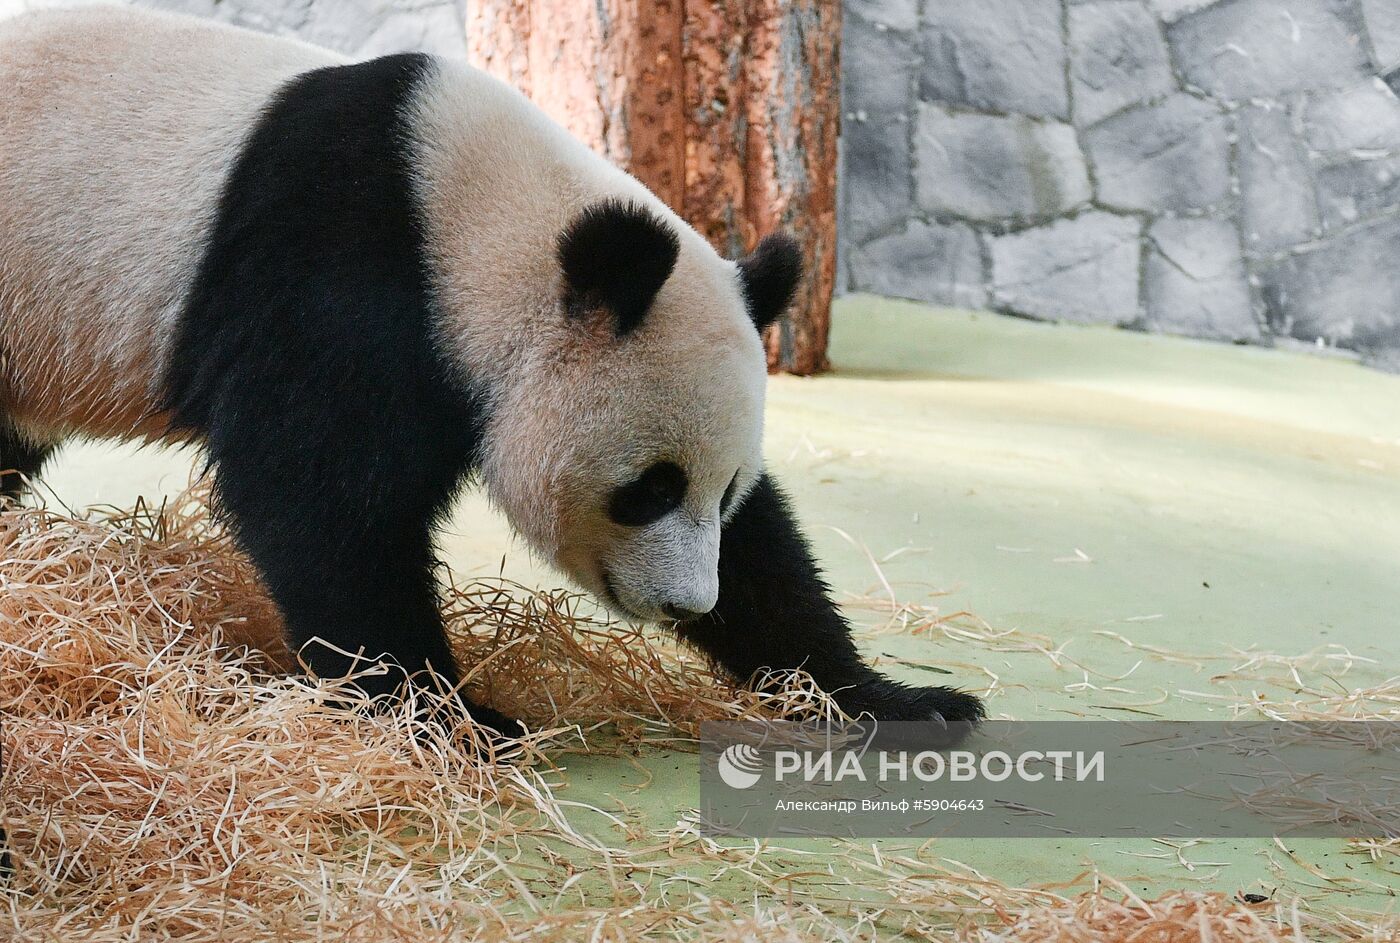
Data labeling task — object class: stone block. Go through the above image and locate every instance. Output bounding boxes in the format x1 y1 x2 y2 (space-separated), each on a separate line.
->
1361 0 1400 70
847 0 918 32
989 212 1142 324
1237 105 1321 253
844 9 919 117
843 113 914 242
1167 0 1370 99
1317 154 1400 230
354 3 468 61
915 105 1091 221
139 0 466 59
1362 346 1400 371
1303 78 1400 153
1083 94 1231 212
849 220 987 308
214 0 313 34
1145 217 1258 340
138 0 225 21
922 0 1069 120
292 0 463 59
1259 215 1400 354
1147 0 1221 22
1069 2 1176 126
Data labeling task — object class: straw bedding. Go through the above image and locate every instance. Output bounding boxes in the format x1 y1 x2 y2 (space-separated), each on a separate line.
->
2 490 1394 941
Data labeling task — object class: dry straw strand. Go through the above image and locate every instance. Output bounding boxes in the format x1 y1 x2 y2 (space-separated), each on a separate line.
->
3 489 1395 941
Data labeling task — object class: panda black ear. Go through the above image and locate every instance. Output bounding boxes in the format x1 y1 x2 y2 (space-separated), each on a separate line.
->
557 199 680 337
737 233 802 331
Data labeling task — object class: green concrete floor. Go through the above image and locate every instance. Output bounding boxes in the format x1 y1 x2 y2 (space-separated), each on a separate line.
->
41 294 1400 908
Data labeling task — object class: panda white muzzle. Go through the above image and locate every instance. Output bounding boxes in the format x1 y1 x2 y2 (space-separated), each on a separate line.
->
603 515 720 623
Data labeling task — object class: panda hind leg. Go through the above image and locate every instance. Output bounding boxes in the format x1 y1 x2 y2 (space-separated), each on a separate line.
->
0 417 55 503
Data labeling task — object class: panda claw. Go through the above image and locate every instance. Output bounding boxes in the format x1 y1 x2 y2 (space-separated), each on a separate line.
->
835 677 984 731
453 701 529 757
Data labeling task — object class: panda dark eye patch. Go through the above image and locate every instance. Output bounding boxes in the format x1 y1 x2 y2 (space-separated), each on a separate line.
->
720 470 741 515
608 461 688 527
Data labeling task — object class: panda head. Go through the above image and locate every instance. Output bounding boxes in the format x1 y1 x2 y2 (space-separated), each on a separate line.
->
477 199 801 623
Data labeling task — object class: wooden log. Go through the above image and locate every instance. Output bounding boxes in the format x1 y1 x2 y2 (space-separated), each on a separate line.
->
681 0 751 258
466 0 686 204
466 0 840 375
742 0 839 374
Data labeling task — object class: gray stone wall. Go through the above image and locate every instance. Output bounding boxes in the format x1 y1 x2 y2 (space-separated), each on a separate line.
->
13 0 1400 368
842 0 1400 369
0 0 467 63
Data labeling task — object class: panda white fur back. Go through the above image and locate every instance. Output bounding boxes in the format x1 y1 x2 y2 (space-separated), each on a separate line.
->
0 7 341 441
0 5 983 735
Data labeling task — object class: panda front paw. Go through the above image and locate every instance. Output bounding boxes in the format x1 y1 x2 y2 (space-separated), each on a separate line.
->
832 678 984 749
836 677 985 725
405 692 527 758
454 699 529 755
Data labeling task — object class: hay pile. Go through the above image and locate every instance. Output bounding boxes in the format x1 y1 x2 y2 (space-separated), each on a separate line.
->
966 884 1388 943
2 491 1395 941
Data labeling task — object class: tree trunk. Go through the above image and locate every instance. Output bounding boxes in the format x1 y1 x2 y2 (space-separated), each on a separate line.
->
465 0 840 375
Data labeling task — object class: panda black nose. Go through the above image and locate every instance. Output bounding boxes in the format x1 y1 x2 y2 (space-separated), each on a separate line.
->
663 603 711 622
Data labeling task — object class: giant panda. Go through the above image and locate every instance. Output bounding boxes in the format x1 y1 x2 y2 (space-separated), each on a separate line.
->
0 6 984 737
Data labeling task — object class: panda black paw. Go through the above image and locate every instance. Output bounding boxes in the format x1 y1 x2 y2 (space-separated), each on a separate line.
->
404 691 527 759
440 698 529 759
836 677 985 725
462 701 528 744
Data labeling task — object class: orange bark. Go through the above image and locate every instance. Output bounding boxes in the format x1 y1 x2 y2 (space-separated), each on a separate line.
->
681 0 751 257
743 0 839 374
466 0 840 375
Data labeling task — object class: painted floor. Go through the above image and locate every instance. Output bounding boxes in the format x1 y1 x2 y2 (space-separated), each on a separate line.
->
42 294 1400 906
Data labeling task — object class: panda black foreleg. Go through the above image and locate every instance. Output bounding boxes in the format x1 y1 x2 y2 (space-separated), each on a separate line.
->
265 538 522 739
675 473 984 724
0 417 54 502
204 440 522 742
